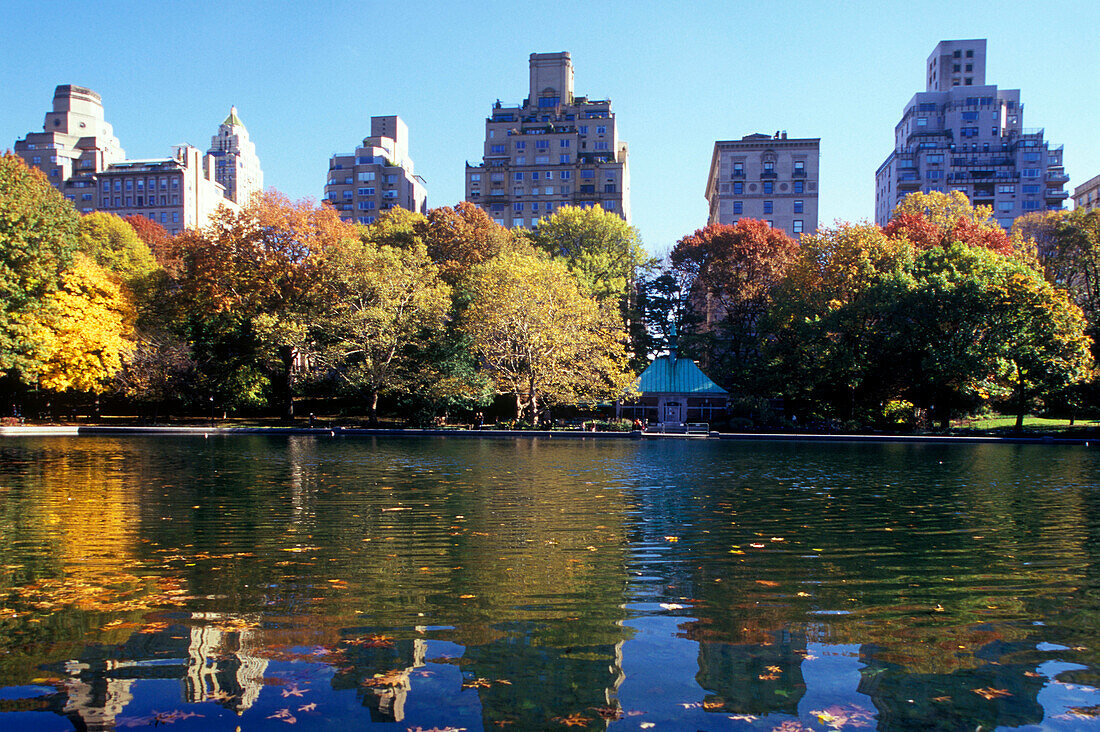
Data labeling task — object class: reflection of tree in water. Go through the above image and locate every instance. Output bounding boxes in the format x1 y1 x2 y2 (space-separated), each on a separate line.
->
857 645 1045 731
693 630 807 715
459 628 625 728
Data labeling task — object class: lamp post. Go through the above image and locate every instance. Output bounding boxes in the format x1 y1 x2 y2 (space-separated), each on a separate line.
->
209 396 215 428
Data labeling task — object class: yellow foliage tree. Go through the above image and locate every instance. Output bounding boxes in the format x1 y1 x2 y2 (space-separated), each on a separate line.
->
462 250 634 424
35 254 135 393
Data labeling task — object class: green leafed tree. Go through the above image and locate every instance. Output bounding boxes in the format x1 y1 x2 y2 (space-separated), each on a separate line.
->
0 152 78 382
77 211 158 285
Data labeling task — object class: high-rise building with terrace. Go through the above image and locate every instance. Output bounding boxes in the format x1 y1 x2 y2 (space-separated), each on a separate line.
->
875 40 1068 229
465 52 630 229
323 115 427 225
13 85 126 214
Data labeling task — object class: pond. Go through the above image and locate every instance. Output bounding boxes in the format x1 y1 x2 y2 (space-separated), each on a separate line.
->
0 435 1098 730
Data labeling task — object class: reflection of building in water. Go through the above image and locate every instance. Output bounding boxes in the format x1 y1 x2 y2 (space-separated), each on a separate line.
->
185 614 269 714
334 635 427 723
61 659 135 731
693 629 808 715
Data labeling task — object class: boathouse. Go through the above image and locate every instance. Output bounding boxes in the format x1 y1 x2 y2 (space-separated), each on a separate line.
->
617 350 728 427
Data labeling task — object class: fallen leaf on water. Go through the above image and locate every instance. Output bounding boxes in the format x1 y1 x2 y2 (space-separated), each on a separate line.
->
281 684 307 698
1064 705 1100 718
664 536 679 542
298 703 317 712
590 704 622 720
461 678 492 689
459 594 476 599
1024 671 1043 678
702 699 725 710
765 665 782 673
267 708 297 724
660 603 684 610
553 713 591 727
972 687 1012 700
756 580 780 588
758 673 780 681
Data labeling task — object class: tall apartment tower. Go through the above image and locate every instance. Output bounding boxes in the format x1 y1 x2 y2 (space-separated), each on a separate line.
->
465 52 630 229
324 115 427 225
875 40 1068 228
207 106 263 205
13 85 126 213
705 132 820 237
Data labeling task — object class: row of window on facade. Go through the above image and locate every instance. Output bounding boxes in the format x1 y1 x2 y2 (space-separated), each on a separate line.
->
728 200 807 214
727 218 805 233
725 180 809 195
728 160 807 178
327 172 399 185
487 124 608 138
101 195 181 207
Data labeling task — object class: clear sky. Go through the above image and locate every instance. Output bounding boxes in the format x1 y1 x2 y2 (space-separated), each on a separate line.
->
2 0 1097 255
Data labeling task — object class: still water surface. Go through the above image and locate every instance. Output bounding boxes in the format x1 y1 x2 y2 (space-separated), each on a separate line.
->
0 435 1098 730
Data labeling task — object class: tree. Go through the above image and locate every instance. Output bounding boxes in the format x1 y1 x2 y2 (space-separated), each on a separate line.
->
885 190 1014 256
172 191 357 415
416 202 514 285
530 205 649 304
669 220 799 392
0 152 78 381
35 254 135 394
306 240 452 424
78 211 158 284
765 223 914 421
122 214 173 267
461 250 634 424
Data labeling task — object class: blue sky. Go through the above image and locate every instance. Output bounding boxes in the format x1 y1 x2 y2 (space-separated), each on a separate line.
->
2 0 1097 255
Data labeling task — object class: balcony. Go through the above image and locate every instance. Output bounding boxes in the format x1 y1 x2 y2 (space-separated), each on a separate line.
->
760 170 777 179
1045 189 1070 200
792 168 807 178
730 170 745 178
1047 172 1070 183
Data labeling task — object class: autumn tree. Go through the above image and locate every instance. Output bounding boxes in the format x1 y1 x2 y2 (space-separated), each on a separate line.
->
305 240 452 424
765 223 914 421
78 212 158 284
35 254 135 394
172 191 357 415
0 153 78 384
670 220 799 393
123 214 174 267
884 190 1014 256
416 202 514 284
462 250 634 424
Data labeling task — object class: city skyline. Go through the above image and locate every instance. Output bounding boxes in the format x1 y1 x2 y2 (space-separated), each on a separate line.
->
1 0 1096 254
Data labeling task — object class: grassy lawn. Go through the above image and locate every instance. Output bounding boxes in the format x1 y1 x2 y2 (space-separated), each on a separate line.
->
953 414 1100 433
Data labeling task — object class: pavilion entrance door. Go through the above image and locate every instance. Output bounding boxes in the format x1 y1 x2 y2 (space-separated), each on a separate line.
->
663 402 682 424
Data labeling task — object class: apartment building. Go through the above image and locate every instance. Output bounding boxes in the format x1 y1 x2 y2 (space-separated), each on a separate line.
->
465 52 630 229
323 115 427 225
705 132 820 237
208 106 263 205
95 146 236 234
875 40 1068 228
1073 174 1100 213
13 85 126 213
14 86 252 232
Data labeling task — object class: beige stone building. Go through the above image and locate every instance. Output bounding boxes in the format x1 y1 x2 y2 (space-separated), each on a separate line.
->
465 52 630 229
13 85 126 213
324 115 427 224
1074 174 1100 213
96 145 237 234
14 85 248 233
705 132 820 237
208 106 263 205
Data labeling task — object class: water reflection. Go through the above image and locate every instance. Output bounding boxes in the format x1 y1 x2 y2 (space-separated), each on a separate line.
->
0 436 1097 729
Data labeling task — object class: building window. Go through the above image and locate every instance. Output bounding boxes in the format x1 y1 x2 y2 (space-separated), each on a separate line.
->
794 161 805 174
578 125 587 134
513 202 523 212
763 201 773 214
31 156 41 165
559 154 570 164
469 173 480 182
794 200 803 213
733 201 742 214
733 182 743 195
490 145 505 154
514 172 524 181
172 212 179 223
732 162 744 177
763 161 774 172
535 155 549 164
763 181 773 194
793 181 804 193
536 140 549 150
560 140 570 148
560 171 571 180
596 126 606 134
515 141 526 151
793 220 803 233
161 213 167 223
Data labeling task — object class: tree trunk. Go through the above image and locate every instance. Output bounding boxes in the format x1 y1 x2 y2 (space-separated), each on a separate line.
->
278 345 295 419
514 393 524 423
1014 364 1026 433
529 393 539 428
369 389 379 426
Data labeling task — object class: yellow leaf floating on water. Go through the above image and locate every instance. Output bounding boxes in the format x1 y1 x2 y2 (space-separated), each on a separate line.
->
664 536 679 542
